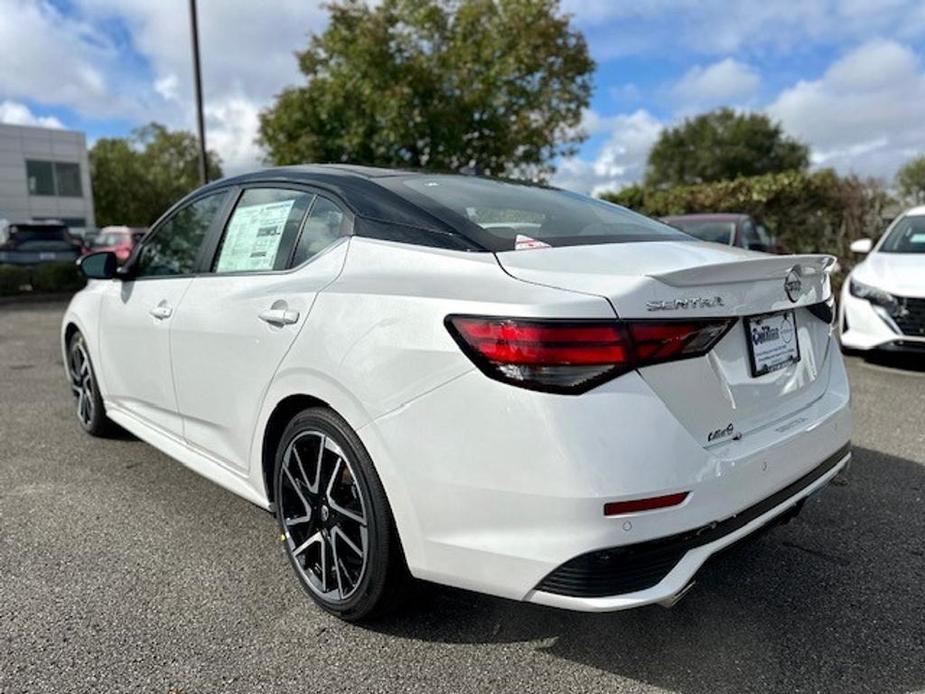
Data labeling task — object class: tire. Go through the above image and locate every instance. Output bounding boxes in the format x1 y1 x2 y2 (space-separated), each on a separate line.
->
67 331 116 437
273 407 410 621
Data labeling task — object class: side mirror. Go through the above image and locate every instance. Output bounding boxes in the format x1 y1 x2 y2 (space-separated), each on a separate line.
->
850 238 873 254
78 251 117 280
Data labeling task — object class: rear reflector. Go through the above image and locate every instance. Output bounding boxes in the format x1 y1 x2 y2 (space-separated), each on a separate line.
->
604 492 689 516
445 315 734 394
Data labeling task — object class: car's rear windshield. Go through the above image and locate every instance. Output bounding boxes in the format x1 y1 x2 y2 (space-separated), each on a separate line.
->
665 219 735 245
10 225 70 242
880 215 925 253
389 175 691 251
92 232 129 247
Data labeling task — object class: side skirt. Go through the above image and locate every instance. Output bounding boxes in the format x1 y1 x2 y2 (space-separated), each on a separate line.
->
106 403 271 511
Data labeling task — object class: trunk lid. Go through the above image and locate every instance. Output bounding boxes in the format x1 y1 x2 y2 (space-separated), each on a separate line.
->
496 241 837 445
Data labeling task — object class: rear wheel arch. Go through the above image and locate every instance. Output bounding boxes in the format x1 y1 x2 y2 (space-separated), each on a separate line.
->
64 321 80 345
261 393 332 507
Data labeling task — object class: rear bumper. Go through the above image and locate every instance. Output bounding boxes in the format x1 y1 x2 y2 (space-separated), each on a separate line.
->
360 342 852 608
0 252 81 265
527 443 850 611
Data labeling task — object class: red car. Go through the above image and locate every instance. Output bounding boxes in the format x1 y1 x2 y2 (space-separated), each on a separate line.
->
660 213 786 253
89 226 148 264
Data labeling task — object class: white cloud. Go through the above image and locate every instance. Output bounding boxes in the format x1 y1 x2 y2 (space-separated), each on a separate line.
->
205 96 264 175
0 100 64 129
66 0 332 169
0 1 115 116
564 0 925 59
559 40 925 194
768 40 925 180
672 59 760 108
154 74 180 102
552 110 662 195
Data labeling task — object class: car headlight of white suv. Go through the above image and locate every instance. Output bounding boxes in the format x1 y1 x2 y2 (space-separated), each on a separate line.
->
849 277 899 312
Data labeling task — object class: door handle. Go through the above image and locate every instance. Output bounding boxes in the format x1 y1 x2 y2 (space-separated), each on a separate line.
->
259 308 300 326
149 303 172 320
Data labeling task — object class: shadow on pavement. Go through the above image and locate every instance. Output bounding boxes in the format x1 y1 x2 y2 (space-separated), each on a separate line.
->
861 350 925 373
372 446 925 694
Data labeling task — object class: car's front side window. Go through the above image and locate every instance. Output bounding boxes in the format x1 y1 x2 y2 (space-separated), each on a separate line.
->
135 192 228 278
213 188 314 273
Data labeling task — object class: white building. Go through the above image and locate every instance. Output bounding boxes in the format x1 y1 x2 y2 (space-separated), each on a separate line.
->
0 123 95 235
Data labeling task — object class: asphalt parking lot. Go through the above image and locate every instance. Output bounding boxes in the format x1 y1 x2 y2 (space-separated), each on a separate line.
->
1 300 923 694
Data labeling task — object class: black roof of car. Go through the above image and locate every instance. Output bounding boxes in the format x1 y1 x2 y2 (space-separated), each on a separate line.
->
172 164 486 251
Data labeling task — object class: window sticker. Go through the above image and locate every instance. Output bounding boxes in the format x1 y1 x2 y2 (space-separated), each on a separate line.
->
216 199 295 272
910 233 925 243
514 234 551 250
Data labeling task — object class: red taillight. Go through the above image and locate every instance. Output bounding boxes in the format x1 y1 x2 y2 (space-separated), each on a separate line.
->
603 491 689 516
628 320 733 365
445 315 733 394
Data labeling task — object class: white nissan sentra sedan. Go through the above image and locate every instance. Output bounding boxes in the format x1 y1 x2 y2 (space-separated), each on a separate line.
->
63 165 851 621
840 206 925 353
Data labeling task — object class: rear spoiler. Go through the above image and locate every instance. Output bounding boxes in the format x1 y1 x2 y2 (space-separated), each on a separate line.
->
649 254 836 287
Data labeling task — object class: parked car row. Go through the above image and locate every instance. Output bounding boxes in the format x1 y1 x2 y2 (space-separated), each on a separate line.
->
0 220 147 266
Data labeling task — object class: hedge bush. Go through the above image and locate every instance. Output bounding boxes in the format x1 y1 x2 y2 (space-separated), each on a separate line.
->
0 262 86 296
0 265 32 296
30 261 87 293
599 169 892 277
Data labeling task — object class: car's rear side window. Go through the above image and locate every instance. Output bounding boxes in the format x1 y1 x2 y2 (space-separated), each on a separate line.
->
390 175 691 252
213 188 313 273
291 196 347 267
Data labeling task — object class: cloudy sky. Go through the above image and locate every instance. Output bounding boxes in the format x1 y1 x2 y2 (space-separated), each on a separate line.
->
2 0 924 194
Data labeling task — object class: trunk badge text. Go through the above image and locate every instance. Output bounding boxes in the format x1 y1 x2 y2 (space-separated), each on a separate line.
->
646 296 725 311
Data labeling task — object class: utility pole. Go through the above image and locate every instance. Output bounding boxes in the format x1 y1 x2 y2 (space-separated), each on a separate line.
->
188 0 208 185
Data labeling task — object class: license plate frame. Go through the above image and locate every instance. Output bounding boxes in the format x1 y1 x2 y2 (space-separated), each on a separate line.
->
744 309 800 377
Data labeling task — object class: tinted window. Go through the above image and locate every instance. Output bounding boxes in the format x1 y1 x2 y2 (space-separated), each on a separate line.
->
26 160 55 195
666 220 734 244
135 192 227 277
392 175 689 251
880 215 925 254
741 219 762 249
54 162 82 197
214 188 313 273
291 196 346 266
9 224 73 250
92 232 130 247
756 224 773 247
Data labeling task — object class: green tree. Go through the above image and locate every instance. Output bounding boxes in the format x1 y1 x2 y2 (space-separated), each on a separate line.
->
90 123 222 227
896 155 925 205
644 108 809 188
258 0 594 179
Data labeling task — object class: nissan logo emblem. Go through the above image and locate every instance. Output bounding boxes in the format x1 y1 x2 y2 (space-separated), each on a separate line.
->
784 266 803 303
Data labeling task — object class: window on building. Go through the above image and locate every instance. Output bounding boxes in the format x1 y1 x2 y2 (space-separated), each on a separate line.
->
25 160 83 197
26 160 55 195
54 162 82 197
